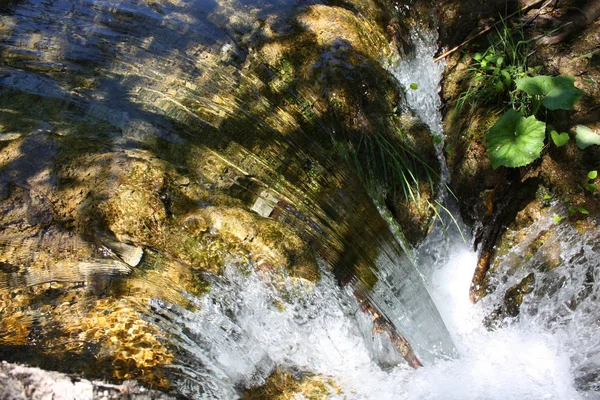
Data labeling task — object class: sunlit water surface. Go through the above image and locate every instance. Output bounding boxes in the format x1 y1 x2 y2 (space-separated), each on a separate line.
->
154 223 590 399
0 1 599 398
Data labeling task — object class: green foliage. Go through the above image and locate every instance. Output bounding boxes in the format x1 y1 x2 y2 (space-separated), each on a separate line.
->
486 75 580 168
409 83 418 90
516 75 583 111
585 170 598 194
486 109 546 168
575 125 600 149
485 75 583 168
455 16 596 169
569 205 589 216
456 24 530 110
549 129 570 147
456 16 534 111
349 127 436 204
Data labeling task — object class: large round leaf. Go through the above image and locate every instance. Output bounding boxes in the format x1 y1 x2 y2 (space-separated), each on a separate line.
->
486 109 546 169
516 75 553 95
516 75 583 110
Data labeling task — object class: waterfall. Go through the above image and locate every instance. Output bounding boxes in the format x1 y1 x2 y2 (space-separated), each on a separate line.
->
150 26 592 400
150 225 588 399
1 1 598 398
363 240 457 364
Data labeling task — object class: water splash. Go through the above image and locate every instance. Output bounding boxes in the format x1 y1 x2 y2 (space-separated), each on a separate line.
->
150 226 587 399
135 18 596 400
392 29 445 138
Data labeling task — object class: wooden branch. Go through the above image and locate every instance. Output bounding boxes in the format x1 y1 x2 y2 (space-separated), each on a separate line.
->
434 0 549 63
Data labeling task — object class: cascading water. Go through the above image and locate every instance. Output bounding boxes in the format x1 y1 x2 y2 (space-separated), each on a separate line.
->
150 26 595 400
1 1 599 398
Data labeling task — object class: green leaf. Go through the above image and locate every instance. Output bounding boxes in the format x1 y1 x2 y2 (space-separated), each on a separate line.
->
410 83 418 90
544 76 584 110
569 206 576 215
486 109 547 169
552 215 563 223
543 194 552 200
500 70 511 86
588 170 598 180
515 75 583 110
516 75 552 95
569 205 589 215
586 183 598 193
550 129 570 147
575 125 600 149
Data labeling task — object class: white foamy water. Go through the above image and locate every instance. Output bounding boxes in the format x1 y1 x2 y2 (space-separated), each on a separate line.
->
393 29 445 137
157 232 587 399
416 237 583 400
153 25 596 400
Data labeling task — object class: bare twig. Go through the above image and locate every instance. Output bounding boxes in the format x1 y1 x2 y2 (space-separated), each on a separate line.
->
523 0 557 26
434 0 550 62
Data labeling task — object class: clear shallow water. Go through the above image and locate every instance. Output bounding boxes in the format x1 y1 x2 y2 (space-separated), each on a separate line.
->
0 0 457 381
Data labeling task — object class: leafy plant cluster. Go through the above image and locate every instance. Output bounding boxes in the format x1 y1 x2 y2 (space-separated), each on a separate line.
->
457 19 532 111
551 170 599 221
456 18 600 169
486 74 583 169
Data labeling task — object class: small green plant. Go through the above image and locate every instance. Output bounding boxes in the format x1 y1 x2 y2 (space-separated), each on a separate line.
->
457 18 531 110
584 170 598 194
486 75 584 168
549 127 570 147
516 75 583 112
569 205 589 216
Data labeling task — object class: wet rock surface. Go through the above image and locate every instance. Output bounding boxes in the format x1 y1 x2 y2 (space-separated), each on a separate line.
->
0 361 175 399
440 0 600 317
0 0 443 394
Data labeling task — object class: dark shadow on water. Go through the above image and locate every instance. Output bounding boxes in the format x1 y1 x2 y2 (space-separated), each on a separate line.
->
0 0 444 391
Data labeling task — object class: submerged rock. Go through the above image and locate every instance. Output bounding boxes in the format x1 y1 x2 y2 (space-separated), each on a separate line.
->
0 0 444 392
242 369 340 400
0 361 175 399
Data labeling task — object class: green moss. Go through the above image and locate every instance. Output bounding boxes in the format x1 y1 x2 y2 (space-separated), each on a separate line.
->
242 369 339 399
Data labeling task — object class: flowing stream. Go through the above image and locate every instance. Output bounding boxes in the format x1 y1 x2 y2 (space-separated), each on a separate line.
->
1 1 599 399
134 22 599 400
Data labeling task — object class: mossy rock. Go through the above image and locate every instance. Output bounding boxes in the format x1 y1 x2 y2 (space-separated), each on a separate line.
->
243 370 340 400
0 1 447 392
503 272 535 318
